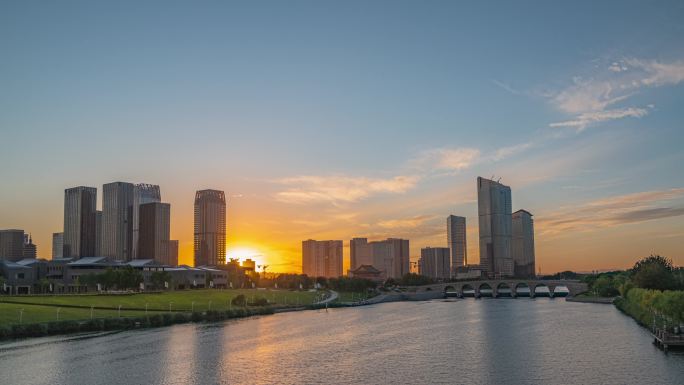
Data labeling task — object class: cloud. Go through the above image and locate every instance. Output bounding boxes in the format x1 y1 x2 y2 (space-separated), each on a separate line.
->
548 57 684 131
491 79 523 95
377 215 436 229
536 188 684 236
413 147 480 172
549 107 649 131
275 175 419 205
492 142 534 161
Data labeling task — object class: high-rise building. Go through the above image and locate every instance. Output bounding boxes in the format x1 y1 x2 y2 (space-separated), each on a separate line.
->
102 182 135 261
447 215 467 276
477 177 513 278
0 229 25 261
194 189 226 266
419 247 450 279
349 238 409 279
168 240 179 266
132 184 161 259
139 202 171 265
63 186 97 258
95 210 102 256
302 240 343 278
22 234 37 258
52 232 64 259
512 209 536 278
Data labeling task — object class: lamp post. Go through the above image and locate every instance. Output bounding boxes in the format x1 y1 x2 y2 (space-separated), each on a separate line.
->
56 307 61 321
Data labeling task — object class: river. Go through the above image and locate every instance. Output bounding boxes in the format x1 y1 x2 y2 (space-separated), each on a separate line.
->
1 299 682 384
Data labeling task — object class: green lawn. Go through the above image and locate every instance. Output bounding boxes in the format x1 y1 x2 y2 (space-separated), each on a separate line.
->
0 289 317 314
0 302 157 326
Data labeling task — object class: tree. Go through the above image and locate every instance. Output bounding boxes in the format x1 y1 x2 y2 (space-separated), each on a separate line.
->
151 271 172 290
232 294 247 307
397 273 434 286
631 255 676 291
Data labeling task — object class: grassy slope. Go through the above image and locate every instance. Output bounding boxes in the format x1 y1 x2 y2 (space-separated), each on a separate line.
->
0 289 316 326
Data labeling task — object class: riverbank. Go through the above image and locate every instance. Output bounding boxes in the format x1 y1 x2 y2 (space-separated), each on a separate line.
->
0 289 326 340
565 296 615 304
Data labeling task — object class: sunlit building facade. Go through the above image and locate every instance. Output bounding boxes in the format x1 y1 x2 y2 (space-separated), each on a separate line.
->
512 209 536 278
302 239 343 278
349 237 409 279
477 177 513 278
194 189 226 266
63 186 97 258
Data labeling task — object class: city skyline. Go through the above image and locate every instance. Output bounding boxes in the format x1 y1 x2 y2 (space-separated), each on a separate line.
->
1 2 683 273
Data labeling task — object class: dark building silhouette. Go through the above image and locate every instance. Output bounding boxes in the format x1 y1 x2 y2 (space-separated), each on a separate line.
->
194 190 226 266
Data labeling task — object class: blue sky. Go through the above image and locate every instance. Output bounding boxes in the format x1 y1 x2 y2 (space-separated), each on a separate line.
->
1 1 683 272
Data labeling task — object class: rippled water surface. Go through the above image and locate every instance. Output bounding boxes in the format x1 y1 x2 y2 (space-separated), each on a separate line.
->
1 299 683 384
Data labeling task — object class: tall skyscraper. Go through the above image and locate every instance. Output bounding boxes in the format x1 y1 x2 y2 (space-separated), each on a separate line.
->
302 240 343 278
194 189 226 266
139 202 171 265
447 215 467 276
102 182 135 261
63 186 97 258
419 247 450 279
512 209 536 278
52 232 64 259
349 238 409 279
0 229 25 261
132 184 161 259
477 177 513 278
22 234 37 258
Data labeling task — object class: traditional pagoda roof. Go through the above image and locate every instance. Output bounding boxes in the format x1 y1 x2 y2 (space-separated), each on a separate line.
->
352 264 381 274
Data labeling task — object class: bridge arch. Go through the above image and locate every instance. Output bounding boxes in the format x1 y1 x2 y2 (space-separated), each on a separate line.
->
479 283 493 297
461 284 475 297
496 283 512 297
552 285 569 297
514 282 530 297
533 283 551 297
444 285 458 297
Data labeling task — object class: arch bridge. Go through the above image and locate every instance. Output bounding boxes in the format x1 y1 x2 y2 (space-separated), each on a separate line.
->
418 280 588 298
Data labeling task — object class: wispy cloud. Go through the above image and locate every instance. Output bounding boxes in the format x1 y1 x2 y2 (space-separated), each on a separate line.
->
413 147 481 172
377 215 436 229
537 187 684 236
491 78 523 95
549 107 649 131
275 175 419 205
548 57 684 131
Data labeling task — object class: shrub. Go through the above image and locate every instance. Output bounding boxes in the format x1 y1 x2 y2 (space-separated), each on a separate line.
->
231 294 247 307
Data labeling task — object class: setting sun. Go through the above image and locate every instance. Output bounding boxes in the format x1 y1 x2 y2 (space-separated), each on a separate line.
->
227 247 265 269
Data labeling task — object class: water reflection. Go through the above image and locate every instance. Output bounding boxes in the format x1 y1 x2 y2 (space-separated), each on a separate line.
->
1 300 683 385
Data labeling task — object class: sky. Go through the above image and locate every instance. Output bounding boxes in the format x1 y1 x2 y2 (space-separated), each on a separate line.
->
1 1 683 273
